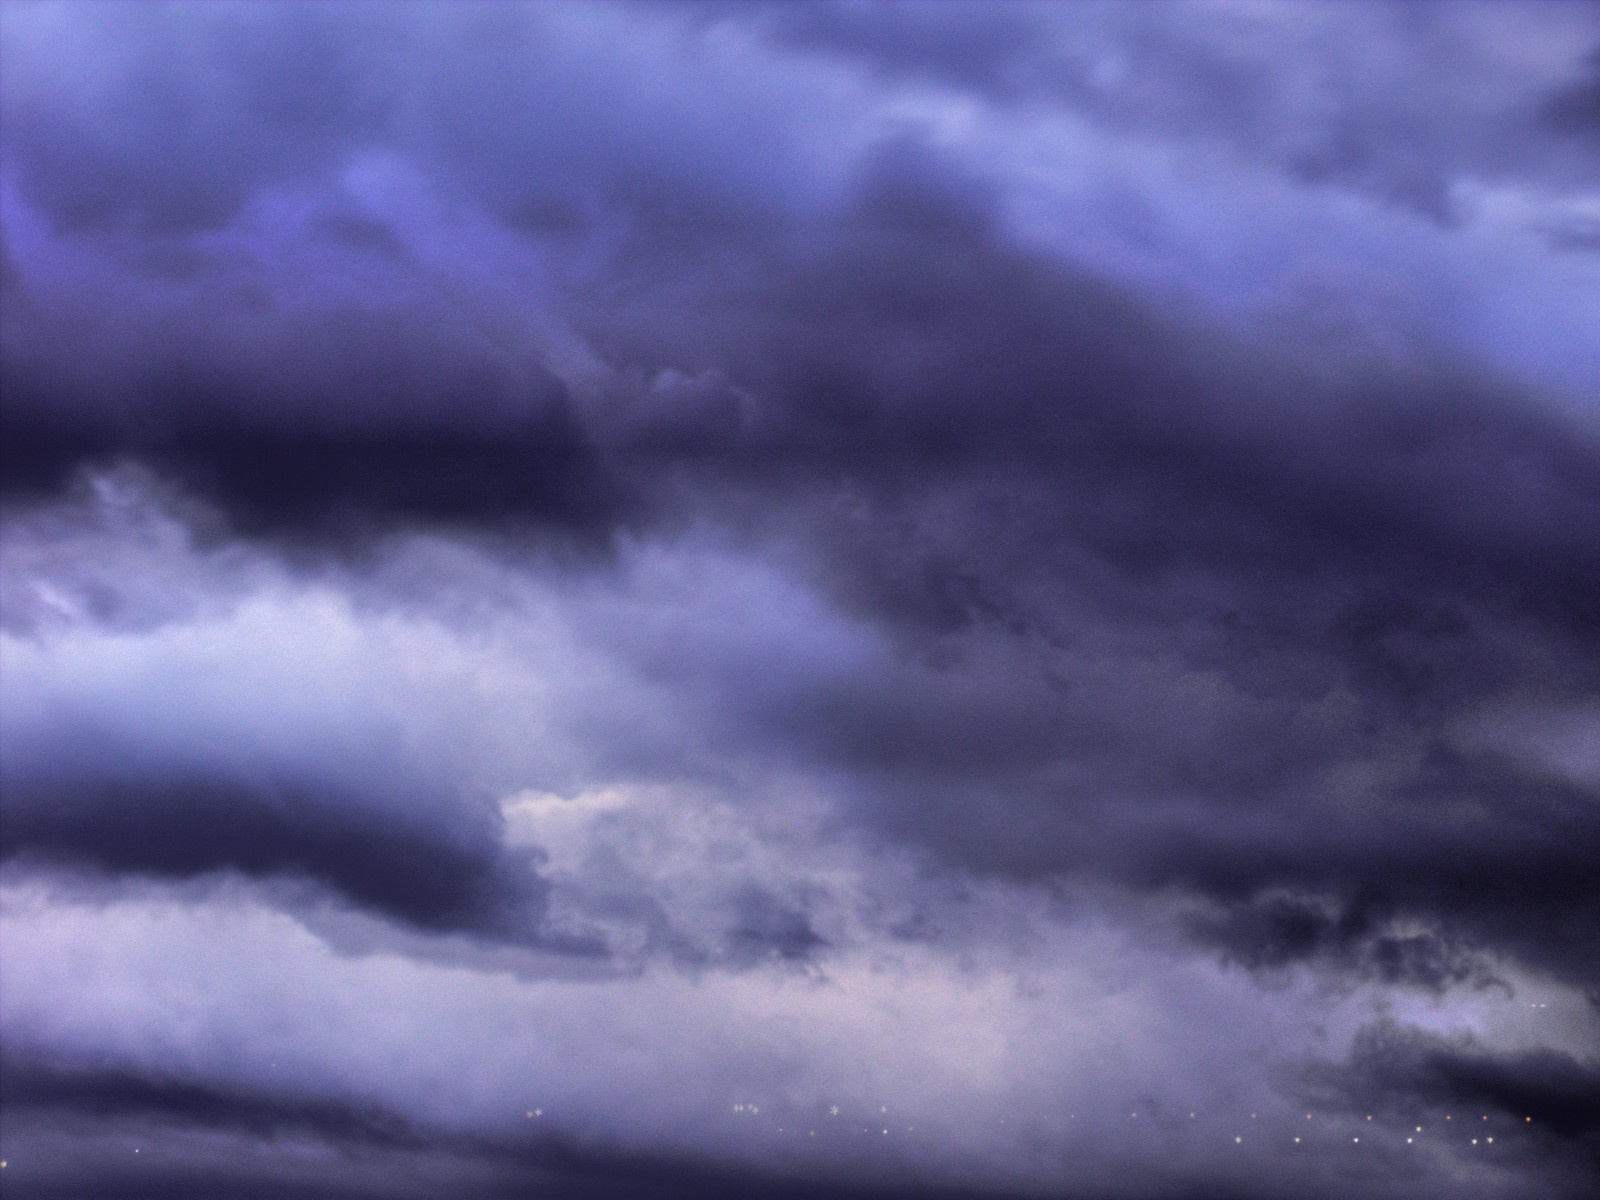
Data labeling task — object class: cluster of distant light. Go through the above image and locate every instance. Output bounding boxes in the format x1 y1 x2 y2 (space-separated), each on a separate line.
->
506 1102 1538 1148
1210 1110 1529 1149
728 1101 913 1138
0 1109 1543 1177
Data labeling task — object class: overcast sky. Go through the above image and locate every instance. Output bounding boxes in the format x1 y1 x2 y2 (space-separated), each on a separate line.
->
2 2 1598 1197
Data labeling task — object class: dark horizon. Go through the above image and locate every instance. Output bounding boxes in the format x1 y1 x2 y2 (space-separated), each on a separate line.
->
1 2 1597 1197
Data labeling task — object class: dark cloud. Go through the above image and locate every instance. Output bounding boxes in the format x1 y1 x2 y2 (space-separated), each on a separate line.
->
1540 213 1600 254
0 621 572 940
2 4 1596 1199
0 769 551 936
315 210 411 258
1544 46 1600 141
1303 1021 1600 1179
0 1051 424 1151
1181 891 1505 992
723 884 830 966
535 138 1600 992
0 311 632 544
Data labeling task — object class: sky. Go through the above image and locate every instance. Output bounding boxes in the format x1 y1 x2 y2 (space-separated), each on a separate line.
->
1 2 1598 1197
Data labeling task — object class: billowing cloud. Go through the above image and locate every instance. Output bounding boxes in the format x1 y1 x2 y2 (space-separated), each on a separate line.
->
2 3 1597 1198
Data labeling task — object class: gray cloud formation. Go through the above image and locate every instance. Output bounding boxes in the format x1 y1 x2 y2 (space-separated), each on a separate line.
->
2 2 1597 1198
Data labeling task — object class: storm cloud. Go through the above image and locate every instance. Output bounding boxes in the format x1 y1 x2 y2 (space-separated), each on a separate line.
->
2 3 1597 1198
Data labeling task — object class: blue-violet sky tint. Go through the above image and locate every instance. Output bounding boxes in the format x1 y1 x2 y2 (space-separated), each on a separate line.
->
2 3 1598 1197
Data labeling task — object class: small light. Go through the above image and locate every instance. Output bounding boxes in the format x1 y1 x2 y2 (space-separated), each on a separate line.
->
1235 1136 1242 1144
1407 1138 1413 1144
1487 1137 1494 1144
1294 1136 1301 1143
1353 1137 1359 1143
1472 1138 1479 1145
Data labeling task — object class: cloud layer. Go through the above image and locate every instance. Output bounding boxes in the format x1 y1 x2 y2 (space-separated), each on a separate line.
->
2 3 1597 1197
